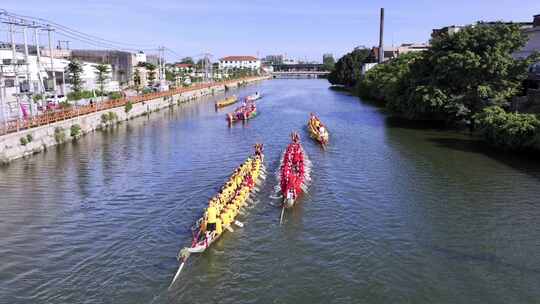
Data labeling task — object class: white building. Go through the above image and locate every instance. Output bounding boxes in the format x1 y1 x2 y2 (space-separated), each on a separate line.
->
0 48 115 121
219 56 261 71
514 14 540 59
283 58 298 65
133 52 147 66
361 63 379 75
396 43 430 55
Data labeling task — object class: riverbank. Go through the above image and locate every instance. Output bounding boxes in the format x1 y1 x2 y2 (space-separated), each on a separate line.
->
330 22 540 153
0 76 269 164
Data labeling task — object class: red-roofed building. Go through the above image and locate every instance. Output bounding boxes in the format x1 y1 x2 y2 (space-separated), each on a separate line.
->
175 63 193 69
174 63 194 73
219 56 261 71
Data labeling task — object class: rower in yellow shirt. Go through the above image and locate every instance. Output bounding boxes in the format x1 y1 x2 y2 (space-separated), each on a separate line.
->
215 217 223 235
235 193 246 209
221 210 230 227
235 174 242 188
205 203 218 238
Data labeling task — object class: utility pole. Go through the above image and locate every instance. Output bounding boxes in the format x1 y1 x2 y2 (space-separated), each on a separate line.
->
0 64 6 131
57 40 70 50
33 23 45 96
0 12 4 129
9 20 22 121
161 46 165 82
22 22 33 117
201 53 212 83
157 46 163 83
46 25 57 102
378 8 385 64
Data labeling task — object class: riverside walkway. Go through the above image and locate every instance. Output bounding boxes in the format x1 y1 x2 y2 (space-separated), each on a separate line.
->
0 77 263 136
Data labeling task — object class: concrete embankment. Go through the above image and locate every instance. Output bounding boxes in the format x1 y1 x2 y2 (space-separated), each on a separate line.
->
0 76 269 164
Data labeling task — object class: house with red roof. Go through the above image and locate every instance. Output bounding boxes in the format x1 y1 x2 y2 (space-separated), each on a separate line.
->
174 63 194 73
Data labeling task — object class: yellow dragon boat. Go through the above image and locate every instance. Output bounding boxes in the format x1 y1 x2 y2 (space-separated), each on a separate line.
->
215 95 238 109
169 144 265 287
308 113 329 146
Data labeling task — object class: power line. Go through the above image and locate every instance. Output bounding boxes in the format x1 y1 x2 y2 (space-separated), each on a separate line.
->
1 9 154 49
0 10 188 61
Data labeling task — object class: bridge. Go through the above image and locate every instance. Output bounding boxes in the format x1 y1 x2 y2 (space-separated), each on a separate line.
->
271 63 330 79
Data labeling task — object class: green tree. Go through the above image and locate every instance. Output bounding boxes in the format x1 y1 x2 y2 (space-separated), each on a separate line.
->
328 47 370 86
356 52 423 103
180 57 194 64
146 63 157 85
133 68 142 93
322 54 335 71
66 58 84 93
165 69 177 82
195 59 204 70
387 22 537 122
94 63 110 96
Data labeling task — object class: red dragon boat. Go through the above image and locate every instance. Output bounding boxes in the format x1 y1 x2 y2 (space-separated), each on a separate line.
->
226 102 258 124
279 132 308 214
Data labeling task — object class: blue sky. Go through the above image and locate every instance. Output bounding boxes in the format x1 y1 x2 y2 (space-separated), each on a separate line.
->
2 0 539 62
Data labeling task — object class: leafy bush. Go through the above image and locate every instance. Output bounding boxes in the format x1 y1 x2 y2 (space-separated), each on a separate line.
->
474 106 540 150
124 101 133 113
100 111 118 124
20 137 28 146
26 134 33 142
108 111 118 121
109 91 122 100
101 113 109 124
67 90 94 101
59 101 72 109
54 127 66 144
32 94 43 102
70 124 82 138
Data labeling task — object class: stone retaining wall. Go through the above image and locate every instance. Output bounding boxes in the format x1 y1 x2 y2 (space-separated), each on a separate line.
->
0 77 268 164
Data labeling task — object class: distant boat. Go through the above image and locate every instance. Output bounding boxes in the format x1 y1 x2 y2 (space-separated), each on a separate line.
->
245 92 261 102
307 113 329 146
227 102 258 124
215 95 238 110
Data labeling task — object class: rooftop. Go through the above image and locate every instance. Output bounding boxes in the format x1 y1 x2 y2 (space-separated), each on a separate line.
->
221 56 258 62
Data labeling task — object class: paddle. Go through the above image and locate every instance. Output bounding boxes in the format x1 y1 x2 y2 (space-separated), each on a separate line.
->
168 248 191 289
279 206 285 225
169 259 186 289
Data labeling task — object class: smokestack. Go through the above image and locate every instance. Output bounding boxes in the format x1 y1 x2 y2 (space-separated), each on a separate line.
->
379 8 384 63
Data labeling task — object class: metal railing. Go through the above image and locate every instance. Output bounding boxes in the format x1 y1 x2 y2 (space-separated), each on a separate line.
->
0 77 261 136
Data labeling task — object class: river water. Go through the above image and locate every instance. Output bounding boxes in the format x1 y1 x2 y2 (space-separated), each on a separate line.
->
1 79 540 304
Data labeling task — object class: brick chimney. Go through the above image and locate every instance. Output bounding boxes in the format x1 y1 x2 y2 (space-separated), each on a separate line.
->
534 14 540 27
